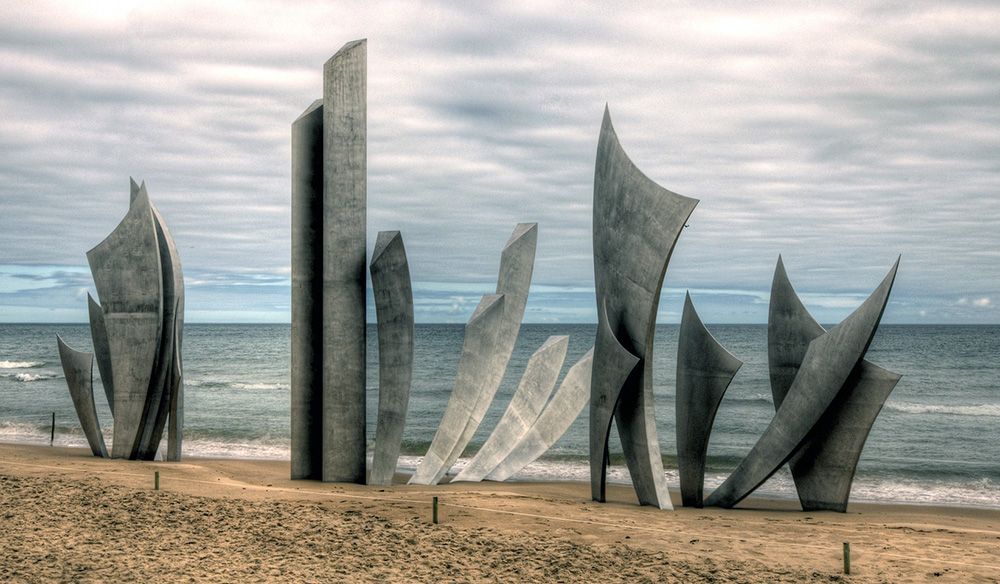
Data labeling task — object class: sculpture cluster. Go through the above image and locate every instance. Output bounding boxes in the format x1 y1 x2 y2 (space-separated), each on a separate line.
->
58 179 185 461
589 108 901 512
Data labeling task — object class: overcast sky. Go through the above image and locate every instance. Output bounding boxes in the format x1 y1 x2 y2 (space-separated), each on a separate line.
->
1 1 998 324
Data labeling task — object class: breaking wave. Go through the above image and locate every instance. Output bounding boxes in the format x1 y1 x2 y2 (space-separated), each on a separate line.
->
0 360 43 369
886 402 1000 418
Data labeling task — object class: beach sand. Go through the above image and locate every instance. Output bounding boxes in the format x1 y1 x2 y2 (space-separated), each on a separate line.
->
1 443 997 583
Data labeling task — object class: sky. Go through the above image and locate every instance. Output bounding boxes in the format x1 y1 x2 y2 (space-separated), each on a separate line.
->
1 1 998 324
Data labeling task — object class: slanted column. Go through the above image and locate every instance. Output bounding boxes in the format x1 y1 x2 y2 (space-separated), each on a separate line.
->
322 39 367 483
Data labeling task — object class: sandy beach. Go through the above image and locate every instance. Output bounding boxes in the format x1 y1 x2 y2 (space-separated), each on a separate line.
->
0 443 997 583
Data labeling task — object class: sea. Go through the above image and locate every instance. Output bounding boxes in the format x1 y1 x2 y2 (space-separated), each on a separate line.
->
1 323 998 509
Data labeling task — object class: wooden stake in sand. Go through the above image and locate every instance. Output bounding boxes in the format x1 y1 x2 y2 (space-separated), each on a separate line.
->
843 542 851 575
49 412 55 446
154 471 160 491
432 496 439 524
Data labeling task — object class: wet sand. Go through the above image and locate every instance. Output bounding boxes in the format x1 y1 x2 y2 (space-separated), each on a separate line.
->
1 443 997 582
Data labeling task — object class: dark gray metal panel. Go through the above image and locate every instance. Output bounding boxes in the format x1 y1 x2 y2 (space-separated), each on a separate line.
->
136 197 184 460
87 293 114 416
369 230 414 486
453 335 568 483
705 259 899 508
590 107 697 509
322 39 368 483
409 294 507 485
675 293 742 507
487 348 594 482
290 99 324 480
86 188 163 459
590 299 641 503
768 257 901 512
166 308 184 462
56 336 108 458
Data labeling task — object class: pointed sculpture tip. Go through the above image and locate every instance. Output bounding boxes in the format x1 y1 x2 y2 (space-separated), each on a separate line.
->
469 293 505 325
327 38 367 65
294 99 324 122
371 230 402 264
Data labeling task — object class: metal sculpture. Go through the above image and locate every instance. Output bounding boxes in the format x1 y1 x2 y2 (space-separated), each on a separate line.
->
369 230 414 485
767 256 902 511
453 335 568 483
486 348 595 482
410 223 537 485
705 258 899 508
290 39 368 483
56 336 108 458
590 107 697 509
675 293 743 507
58 178 184 461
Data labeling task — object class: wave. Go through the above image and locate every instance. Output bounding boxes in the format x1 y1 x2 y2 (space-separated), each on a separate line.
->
11 372 57 382
886 402 1000 417
230 382 290 391
186 379 289 391
0 360 43 369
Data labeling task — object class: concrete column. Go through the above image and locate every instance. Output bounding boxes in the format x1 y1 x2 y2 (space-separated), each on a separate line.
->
322 39 367 483
56 336 108 458
290 99 324 480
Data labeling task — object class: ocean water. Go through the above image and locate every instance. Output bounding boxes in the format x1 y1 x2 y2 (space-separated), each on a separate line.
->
1 323 998 509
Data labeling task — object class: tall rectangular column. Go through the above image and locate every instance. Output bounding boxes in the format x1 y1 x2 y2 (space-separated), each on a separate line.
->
322 39 367 483
291 99 325 480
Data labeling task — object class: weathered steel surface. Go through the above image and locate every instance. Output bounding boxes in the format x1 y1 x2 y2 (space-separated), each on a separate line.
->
705 259 899 508
675 293 742 507
87 293 114 416
453 335 568 483
487 348 595 482
590 107 697 509
322 39 368 483
56 336 108 458
369 230 414 486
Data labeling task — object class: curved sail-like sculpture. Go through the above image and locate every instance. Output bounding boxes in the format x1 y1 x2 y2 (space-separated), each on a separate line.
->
705 258 899 508
676 293 742 507
487 347 595 482
56 336 108 458
768 257 901 511
590 107 698 509
410 223 536 485
87 293 114 416
410 294 506 484
453 335 568 483
87 187 163 459
369 230 414 486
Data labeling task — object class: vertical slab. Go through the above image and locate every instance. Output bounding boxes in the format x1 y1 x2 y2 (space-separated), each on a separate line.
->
453 335 568 483
590 107 697 509
290 99 325 480
369 231 415 486
322 39 368 483
705 259 899 508
87 189 163 459
768 256 901 511
56 336 108 458
87 294 114 416
409 294 506 485
488 348 595 482
409 223 537 485
166 310 185 462
675 293 742 507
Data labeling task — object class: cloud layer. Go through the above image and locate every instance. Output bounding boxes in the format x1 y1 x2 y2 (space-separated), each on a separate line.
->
1 1 998 323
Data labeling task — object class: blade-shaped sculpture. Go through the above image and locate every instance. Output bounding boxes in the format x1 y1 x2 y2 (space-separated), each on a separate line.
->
487 348 596 482
453 335 568 483
369 230 414 486
87 187 163 459
590 107 697 509
56 336 108 458
705 258 899 508
87 293 114 416
410 293 506 484
410 223 536 485
768 256 901 511
676 293 742 507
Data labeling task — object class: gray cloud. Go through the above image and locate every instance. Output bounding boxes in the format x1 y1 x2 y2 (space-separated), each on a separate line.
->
0 1 998 324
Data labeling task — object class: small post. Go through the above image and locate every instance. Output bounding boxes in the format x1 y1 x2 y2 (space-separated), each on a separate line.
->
432 496 439 524
154 471 160 491
843 541 851 575
50 412 55 446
